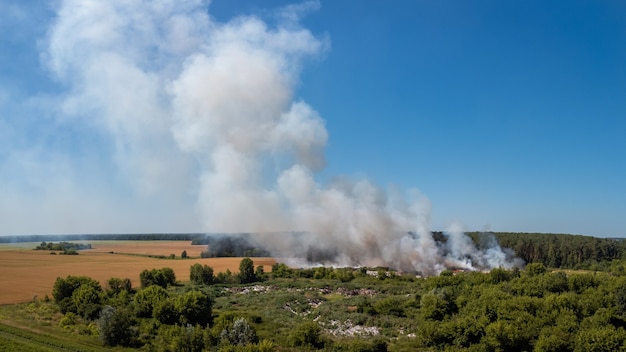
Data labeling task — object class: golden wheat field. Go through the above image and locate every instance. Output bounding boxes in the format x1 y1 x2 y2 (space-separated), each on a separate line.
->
0 241 275 305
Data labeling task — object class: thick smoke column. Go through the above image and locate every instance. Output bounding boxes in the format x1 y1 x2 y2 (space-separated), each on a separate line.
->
45 0 520 275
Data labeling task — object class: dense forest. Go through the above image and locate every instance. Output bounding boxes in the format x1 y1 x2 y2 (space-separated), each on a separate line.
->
15 258 626 351
468 232 625 270
195 236 272 258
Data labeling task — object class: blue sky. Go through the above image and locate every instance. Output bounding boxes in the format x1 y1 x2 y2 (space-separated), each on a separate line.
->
0 0 624 237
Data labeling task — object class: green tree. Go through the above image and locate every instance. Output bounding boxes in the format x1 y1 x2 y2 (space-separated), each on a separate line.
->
139 269 156 288
175 290 213 326
134 285 169 318
161 267 176 286
98 305 136 347
616 282 626 317
535 326 574 352
52 275 100 303
271 263 293 278
569 274 599 293
106 277 132 295
574 326 626 352
419 289 456 321
216 269 236 284
190 264 214 285
181 250 188 258
140 268 176 288
238 257 256 284
72 283 104 319
484 320 533 351
153 299 178 325
542 271 568 293
489 267 512 284
525 263 547 276
254 265 264 281
53 276 102 314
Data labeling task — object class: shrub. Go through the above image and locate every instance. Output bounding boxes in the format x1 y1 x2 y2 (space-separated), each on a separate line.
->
216 269 237 284
289 321 325 349
374 296 406 317
221 318 258 346
152 324 205 352
335 338 388 352
59 311 77 328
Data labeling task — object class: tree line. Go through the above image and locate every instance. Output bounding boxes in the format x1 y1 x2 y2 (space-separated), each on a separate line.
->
34 241 92 254
9 232 626 271
475 232 625 269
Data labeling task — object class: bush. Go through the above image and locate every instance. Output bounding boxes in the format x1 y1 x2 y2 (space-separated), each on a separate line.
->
216 269 237 284
374 296 406 317
221 318 258 346
59 312 77 328
289 321 325 349
152 324 205 352
335 338 388 352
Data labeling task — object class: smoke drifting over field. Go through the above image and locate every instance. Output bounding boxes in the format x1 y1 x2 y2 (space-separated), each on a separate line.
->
43 0 520 275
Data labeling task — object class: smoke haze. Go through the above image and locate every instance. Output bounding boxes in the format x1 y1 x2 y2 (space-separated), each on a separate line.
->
3 0 521 275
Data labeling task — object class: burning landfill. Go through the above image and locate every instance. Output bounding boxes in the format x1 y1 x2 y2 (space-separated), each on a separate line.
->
45 0 522 276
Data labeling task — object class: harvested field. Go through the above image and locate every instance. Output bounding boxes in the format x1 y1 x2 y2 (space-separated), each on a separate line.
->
0 241 275 305
85 240 209 257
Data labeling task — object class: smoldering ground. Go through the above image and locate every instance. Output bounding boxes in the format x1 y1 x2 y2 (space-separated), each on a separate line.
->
198 231 522 276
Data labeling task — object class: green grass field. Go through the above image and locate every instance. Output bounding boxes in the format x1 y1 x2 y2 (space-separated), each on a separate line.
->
0 305 133 352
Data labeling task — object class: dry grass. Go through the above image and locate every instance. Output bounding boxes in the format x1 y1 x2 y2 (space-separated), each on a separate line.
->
0 241 275 305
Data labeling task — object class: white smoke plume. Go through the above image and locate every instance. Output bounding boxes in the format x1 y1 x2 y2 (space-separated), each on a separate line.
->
42 0 520 275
